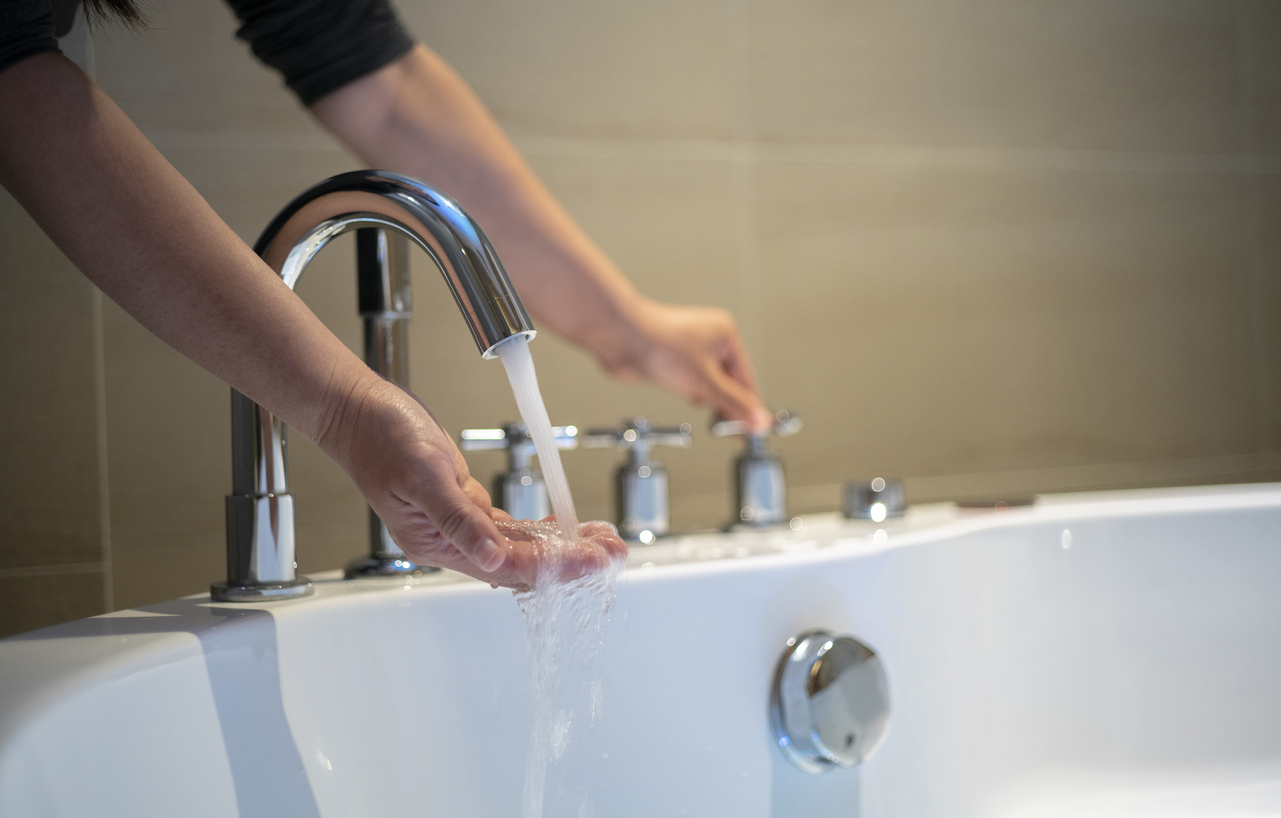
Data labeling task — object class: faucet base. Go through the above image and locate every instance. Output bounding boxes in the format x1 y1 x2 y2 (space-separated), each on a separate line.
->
210 578 314 603
344 555 441 579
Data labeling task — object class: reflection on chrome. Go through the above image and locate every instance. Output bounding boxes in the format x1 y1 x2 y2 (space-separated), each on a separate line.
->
771 630 891 774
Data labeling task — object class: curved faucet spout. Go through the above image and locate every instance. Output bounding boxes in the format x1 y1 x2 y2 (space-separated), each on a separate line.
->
256 170 535 357
213 170 537 603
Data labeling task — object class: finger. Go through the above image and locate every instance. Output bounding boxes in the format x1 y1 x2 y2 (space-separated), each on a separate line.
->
402 465 509 572
719 332 760 395
578 520 629 561
702 359 768 428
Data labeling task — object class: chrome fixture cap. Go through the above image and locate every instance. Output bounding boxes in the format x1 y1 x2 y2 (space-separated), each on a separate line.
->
771 630 891 774
844 477 907 521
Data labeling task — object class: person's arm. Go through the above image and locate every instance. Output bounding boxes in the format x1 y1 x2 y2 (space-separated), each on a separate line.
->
310 44 772 429
0 53 611 585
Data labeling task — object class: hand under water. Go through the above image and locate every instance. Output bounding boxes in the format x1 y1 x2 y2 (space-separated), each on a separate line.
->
317 377 625 589
495 518 628 591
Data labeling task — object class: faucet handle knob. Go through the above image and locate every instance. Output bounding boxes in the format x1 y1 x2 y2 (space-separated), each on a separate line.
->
712 409 802 439
583 416 693 450
460 422 579 453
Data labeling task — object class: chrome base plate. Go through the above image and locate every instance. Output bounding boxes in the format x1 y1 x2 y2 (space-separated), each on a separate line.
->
210 578 314 603
344 556 441 579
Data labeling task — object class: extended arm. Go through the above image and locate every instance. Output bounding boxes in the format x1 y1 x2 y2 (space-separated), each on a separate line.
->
0 53 561 582
310 45 771 428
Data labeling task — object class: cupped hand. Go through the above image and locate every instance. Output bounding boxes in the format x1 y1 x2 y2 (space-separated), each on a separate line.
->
313 377 627 590
499 518 628 589
314 377 534 586
600 298 773 431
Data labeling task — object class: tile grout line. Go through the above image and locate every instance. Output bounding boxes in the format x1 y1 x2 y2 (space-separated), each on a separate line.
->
82 19 115 613
725 0 766 389
140 128 1281 176
507 136 1281 175
92 286 114 612
0 562 106 580
725 0 754 144
1234 0 1277 454
785 452 1281 510
669 451 1281 524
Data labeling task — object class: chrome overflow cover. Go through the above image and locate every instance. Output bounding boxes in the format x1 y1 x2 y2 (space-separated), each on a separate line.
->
770 630 890 774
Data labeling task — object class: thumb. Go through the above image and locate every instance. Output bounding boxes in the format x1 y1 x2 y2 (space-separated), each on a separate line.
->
404 467 509 572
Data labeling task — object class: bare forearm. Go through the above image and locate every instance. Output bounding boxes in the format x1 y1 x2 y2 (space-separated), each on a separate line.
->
0 54 375 445
310 45 647 359
310 45 767 426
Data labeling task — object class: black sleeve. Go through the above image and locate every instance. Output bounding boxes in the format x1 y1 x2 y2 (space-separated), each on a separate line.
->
0 0 61 76
224 0 416 106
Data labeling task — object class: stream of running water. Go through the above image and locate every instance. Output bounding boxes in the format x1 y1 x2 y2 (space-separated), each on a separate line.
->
494 336 625 818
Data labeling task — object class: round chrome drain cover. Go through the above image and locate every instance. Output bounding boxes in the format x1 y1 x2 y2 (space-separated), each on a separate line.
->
770 630 890 773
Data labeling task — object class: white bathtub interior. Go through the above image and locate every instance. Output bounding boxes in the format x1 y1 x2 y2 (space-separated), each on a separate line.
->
0 483 1278 817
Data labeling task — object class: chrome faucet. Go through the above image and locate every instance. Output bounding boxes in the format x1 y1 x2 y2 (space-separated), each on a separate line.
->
211 170 536 602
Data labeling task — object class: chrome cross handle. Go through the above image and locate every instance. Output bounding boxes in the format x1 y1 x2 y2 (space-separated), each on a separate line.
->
460 422 578 520
712 410 802 527
710 408 803 439
584 417 692 541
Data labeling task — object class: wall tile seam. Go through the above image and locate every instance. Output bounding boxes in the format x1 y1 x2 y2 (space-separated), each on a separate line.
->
0 562 105 579
509 136 1281 176
1234 0 1277 454
142 131 344 152
788 450 1281 501
134 132 1281 178
91 288 113 613
650 452 1281 510
134 129 1281 176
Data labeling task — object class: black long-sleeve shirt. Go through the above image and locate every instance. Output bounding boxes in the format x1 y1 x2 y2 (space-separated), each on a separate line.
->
0 0 415 104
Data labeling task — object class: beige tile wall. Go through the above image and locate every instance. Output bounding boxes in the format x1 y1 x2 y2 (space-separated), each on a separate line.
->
0 193 108 636
1 0 1278 634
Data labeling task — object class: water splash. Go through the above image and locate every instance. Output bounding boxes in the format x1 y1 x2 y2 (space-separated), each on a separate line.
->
492 335 624 818
504 520 624 818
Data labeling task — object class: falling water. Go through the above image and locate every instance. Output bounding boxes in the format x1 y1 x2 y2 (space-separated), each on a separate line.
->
495 336 578 539
493 335 624 818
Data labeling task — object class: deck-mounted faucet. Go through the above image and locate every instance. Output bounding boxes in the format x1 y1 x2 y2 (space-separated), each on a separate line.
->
211 170 536 602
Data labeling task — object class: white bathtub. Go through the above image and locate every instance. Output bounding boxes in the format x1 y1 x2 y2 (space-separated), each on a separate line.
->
2 483 1279 817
